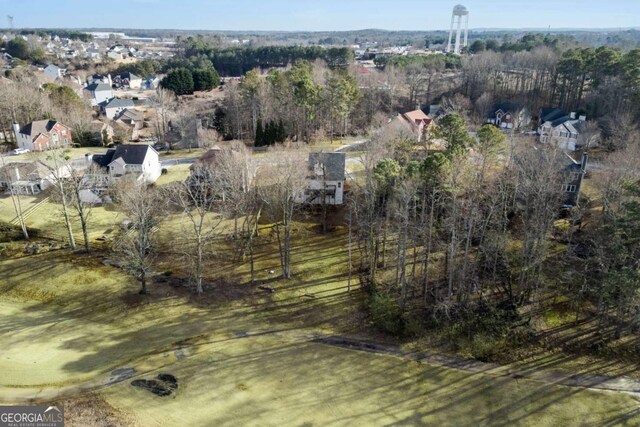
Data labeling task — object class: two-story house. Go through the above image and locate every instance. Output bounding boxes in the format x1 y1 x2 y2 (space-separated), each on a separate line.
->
302 152 346 205
563 152 588 207
486 103 531 130
103 98 135 120
113 72 142 89
84 82 113 107
90 144 161 184
538 109 587 151
13 120 73 152
391 109 433 142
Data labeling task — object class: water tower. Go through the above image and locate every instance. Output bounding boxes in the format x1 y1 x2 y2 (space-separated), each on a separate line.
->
446 4 469 55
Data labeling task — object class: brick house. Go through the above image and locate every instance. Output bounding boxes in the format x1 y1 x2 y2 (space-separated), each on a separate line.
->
13 120 73 152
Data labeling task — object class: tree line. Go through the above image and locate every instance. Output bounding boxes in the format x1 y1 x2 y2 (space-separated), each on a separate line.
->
179 37 354 76
217 62 361 142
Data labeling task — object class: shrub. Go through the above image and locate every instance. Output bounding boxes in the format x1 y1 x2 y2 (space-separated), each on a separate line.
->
369 292 404 336
161 168 168 175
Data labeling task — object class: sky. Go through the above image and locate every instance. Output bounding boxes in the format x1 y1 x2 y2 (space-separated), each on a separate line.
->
4 0 640 32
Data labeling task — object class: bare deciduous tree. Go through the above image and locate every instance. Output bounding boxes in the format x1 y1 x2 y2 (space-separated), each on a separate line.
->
258 144 308 279
114 180 166 294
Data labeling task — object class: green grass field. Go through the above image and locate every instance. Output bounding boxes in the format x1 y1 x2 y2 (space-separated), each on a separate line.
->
1 229 639 426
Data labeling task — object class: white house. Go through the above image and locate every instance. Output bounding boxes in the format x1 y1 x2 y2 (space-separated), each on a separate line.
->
301 152 346 205
538 112 586 152
84 82 113 107
103 98 135 120
90 144 161 184
43 64 66 81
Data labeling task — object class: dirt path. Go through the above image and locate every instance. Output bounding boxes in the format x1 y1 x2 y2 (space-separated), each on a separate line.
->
312 335 640 395
3 329 640 405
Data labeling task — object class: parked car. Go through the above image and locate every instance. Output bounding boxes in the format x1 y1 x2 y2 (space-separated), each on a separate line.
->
12 148 30 155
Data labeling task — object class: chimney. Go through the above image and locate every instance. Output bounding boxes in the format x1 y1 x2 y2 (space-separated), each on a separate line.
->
581 152 588 172
12 122 20 142
570 112 576 119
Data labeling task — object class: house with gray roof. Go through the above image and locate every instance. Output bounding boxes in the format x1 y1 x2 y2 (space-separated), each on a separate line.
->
538 109 587 151
82 144 162 203
0 161 56 195
91 144 161 183
302 152 346 205
43 64 66 81
84 82 113 106
103 98 135 120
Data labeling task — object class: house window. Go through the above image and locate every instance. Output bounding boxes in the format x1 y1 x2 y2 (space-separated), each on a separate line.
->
561 184 577 192
62 130 67 135
64 138 69 144
338 182 342 188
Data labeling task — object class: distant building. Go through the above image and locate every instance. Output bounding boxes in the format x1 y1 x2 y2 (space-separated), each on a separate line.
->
84 82 113 106
538 108 587 151
113 72 142 89
486 103 531 130
14 120 73 152
43 64 66 80
391 109 434 142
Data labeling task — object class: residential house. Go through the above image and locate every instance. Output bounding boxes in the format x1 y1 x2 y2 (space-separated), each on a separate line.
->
86 48 101 60
115 109 144 140
64 50 79 60
89 120 113 145
538 109 587 151
113 72 142 89
90 144 161 185
87 73 112 86
302 152 346 205
428 104 445 119
84 82 113 106
103 98 135 120
486 103 531 130
143 75 161 90
43 64 66 80
107 51 123 61
562 152 588 207
13 120 73 152
391 109 433 142
0 161 55 195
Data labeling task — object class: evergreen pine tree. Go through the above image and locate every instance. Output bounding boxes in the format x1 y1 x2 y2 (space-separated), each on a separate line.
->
255 119 264 147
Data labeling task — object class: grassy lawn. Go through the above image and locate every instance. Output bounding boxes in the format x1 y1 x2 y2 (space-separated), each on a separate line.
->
1 209 639 425
159 148 206 160
102 335 640 427
155 163 191 185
